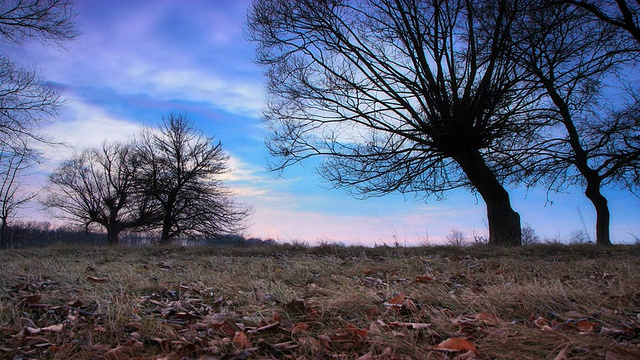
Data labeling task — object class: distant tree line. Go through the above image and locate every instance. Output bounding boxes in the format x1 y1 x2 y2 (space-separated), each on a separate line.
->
0 220 273 249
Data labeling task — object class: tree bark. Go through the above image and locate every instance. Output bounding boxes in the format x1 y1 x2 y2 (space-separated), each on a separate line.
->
160 217 172 244
454 148 522 246
585 180 612 246
106 226 120 246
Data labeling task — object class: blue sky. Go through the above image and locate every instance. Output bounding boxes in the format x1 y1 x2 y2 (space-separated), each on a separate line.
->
4 0 639 245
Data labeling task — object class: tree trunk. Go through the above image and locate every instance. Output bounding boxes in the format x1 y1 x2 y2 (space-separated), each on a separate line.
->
160 213 172 244
585 181 612 246
454 148 522 246
543 82 612 246
106 226 120 246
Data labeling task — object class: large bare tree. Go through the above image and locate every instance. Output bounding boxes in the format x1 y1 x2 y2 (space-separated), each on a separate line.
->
0 0 77 243
134 114 250 244
562 0 640 46
44 142 156 245
248 0 545 246
0 0 77 152
512 2 639 245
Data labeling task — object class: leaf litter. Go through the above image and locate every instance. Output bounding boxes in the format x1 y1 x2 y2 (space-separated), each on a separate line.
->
0 245 638 359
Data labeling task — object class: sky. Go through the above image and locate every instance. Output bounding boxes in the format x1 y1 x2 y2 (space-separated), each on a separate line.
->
2 0 639 245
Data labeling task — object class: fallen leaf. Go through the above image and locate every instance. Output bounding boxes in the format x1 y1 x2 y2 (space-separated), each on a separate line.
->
272 311 281 323
436 338 478 353
388 321 431 329
23 293 42 305
534 317 549 327
105 340 143 360
210 320 240 335
599 327 625 336
415 275 433 283
475 312 500 326
541 325 555 332
86 276 109 283
364 276 386 287
41 323 64 332
292 322 309 334
575 320 597 332
385 292 405 305
345 324 368 338
233 331 251 349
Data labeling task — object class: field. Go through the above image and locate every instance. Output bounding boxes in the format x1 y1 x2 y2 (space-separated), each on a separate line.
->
0 244 639 359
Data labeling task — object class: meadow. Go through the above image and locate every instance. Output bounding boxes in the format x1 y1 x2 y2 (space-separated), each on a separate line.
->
0 243 639 359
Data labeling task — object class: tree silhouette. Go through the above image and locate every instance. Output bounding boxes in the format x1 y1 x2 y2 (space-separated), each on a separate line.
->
134 114 250 244
248 0 546 246
44 142 156 245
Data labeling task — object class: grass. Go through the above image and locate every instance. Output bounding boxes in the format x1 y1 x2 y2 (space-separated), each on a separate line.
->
0 243 639 359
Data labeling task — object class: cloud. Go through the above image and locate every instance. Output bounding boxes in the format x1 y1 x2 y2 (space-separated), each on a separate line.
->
23 0 264 118
38 98 143 166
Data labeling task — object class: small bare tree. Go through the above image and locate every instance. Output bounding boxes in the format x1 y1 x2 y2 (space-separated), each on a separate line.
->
0 146 38 245
44 142 156 245
134 114 251 244
446 228 468 247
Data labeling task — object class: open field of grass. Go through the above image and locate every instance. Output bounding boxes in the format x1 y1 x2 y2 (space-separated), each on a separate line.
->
0 244 639 359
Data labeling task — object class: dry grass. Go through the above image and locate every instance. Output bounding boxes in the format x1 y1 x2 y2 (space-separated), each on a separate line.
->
0 244 639 359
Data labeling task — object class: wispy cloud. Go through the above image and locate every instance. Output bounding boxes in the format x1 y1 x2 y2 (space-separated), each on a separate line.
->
38 98 143 166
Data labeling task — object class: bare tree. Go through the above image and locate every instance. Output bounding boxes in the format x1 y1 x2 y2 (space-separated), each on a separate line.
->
561 0 640 46
43 142 156 245
0 0 77 45
512 2 639 246
0 145 38 245
248 0 548 246
0 0 77 152
134 114 250 244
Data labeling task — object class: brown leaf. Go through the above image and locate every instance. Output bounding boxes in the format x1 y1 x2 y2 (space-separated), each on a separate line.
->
415 275 433 283
534 317 549 327
436 338 478 353
575 320 597 332
344 324 368 338
475 312 500 326
385 292 405 305
105 340 143 360
233 331 251 349
86 276 109 283
271 311 281 323
41 323 64 333
292 322 308 334
23 293 42 305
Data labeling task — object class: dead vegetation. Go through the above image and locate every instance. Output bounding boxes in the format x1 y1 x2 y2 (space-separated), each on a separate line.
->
0 244 639 359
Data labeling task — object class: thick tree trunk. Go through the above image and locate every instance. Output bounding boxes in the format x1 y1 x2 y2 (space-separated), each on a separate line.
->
454 148 522 246
106 227 120 246
160 214 172 244
585 181 612 246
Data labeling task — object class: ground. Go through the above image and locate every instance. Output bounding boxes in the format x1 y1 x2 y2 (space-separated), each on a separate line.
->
0 244 639 359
